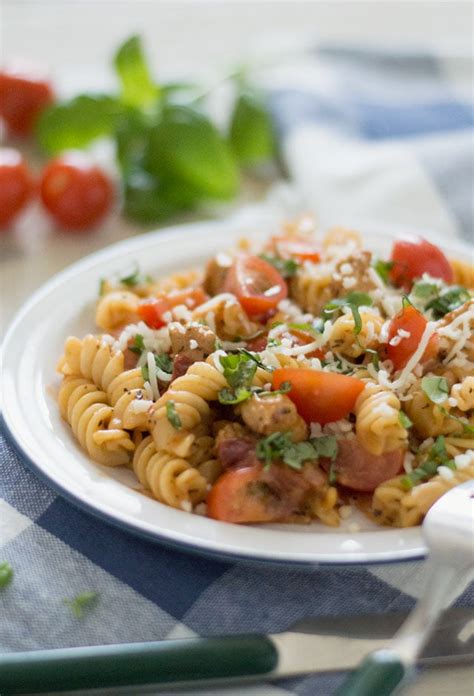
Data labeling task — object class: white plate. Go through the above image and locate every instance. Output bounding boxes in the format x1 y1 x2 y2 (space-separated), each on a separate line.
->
2 212 469 566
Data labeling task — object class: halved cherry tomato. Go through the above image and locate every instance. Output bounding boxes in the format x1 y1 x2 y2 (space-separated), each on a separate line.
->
0 148 34 228
138 288 208 329
0 68 54 136
207 467 278 523
321 440 405 492
272 368 364 424
289 329 325 360
246 333 269 352
387 304 439 371
389 236 453 290
40 156 113 230
224 254 287 317
272 236 321 263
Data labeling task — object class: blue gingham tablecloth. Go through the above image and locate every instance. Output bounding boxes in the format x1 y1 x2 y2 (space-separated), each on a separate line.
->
1 44 473 695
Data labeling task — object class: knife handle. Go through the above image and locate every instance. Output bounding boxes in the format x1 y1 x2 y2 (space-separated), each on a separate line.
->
336 649 407 696
0 635 278 693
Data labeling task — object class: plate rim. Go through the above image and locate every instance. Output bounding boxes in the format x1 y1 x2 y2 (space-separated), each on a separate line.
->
3 215 468 566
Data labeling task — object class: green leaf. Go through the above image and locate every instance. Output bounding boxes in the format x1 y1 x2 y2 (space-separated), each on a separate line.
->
166 401 182 430
426 286 471 319
255 432 293 467
373 259 394 284
0 561 13 589
218 387 253 405
401 436 454 490
113 35 158 108
240 349 271 371
398 411 413 429
322 292 372 334
155 353 173 374
309 435 339 461
439 407 474 435
259 254 299 279
122 170 198 223
145 105 239 200
219 353 257 390
229 89 275 166
421 376 449 404
64 591 99 618
119 263 141 287
258 381 292 397
37 95 122 154
328 462 338 485
255 432 338 471
129 334 145 355
411 281 439 300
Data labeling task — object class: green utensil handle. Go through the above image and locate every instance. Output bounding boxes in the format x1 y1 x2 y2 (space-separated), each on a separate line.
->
0 634 278 694
336 649 408 696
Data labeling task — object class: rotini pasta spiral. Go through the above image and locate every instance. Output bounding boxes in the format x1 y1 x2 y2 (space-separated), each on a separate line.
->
355 383 408 455
132 435 207 508
151 359 228 457
95 291 140 331
450 258 474 289
451 376 474 412
405 381 461 439
372 457 474 527
192 294 258 340
290 268 333 316
310 486 340 527
58 377 134 466
328 311 384 358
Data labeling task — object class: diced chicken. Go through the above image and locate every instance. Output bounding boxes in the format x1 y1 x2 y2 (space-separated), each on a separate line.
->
169 323 216 356
329 251 378 297
203 257 230 296
240 394 308 442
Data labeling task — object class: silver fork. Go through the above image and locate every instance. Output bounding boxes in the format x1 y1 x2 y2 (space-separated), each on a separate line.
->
337 479 474 696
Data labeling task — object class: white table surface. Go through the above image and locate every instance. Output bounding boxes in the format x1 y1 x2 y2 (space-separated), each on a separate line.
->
1 2 473 694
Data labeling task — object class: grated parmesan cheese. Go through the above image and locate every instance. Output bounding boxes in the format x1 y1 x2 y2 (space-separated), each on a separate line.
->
437 465 455 481
129 399 154 414
147 352 160 400
454 451 474 469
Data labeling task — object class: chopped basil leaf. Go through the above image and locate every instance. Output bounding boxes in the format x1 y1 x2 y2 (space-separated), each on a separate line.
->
119 263 141 286
398 411 413 429
129 334 145 355
310 435 338 461
267 337 281 348
288 322 320 336
166 401 182 429
411 281 439 300
328 462 338 485
421 376 449 405
255 432 338 471
64 591 99 618
256 432 292 467
366 348 380 370
0 561 13 589
155 353 173 374
240 349 271 371
373 259 394 284
258 381 291 397
282 441 319 470
439 407 474 435
218 387 253 405
401 436 454 490
218 352 258 404
259 253 299 279
322 292 373 334
141 364 149 381
426 286 470 319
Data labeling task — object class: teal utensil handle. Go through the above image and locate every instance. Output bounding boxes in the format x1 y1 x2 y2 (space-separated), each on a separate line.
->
336 649 407 696
0 635 278 694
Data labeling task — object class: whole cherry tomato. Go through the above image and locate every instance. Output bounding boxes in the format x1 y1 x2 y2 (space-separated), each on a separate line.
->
389 235 453 290
0 148 34 228
0 68 54 136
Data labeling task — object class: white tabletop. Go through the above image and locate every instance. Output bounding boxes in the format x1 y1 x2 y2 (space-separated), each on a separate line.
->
1 2 473 693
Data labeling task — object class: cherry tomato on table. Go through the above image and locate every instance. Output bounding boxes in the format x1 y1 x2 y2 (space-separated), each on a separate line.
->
138 288 208 329
387 304 439 371
272 368 365 425
40 156 114 230
224 254 288 317
0 148 34 229
321 440 405 492
389 235 453 290
0 68 54 136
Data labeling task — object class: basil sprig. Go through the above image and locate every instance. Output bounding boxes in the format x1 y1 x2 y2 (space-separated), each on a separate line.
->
256 432 338 471
322 292 373 335
141 353 173 381
218 353 257 405
401 436 455 490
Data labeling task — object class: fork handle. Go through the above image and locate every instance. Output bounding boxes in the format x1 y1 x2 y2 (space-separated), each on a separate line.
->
335 650 407 696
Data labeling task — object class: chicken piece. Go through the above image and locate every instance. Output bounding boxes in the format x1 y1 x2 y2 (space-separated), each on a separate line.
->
329 251 378 296
240 394 308 442
169 322 217 356
203 257 231 296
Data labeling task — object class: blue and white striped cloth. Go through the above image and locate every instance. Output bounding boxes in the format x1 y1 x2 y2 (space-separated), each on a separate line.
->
1 44 473 695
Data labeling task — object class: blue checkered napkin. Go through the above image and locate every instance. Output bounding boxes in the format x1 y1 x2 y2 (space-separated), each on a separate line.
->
1 44 474 696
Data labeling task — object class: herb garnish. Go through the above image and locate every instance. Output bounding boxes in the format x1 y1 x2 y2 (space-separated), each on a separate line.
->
373 259 394 284
129 334 145 355
166 401 182 430
426 286 470 319
398 411 413 429
258 381 291 397
322 292 373 335
0 561 13 589
421 376 449 404
218 353 258 405
119 263 152 287
411 281 439 300
259 254 299 279
401 436 455 490
141 353 173 381
255 432 338 471
439 407 474 435
64 591 99 618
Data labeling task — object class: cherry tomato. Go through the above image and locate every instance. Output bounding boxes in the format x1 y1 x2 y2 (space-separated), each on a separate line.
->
40 156 113 230
272 236 321 263
0 68 54 136
288 329 325 360
0 148 34 228
389 236 453 290
138 288 209 329
272 368 364 425
321 440 404 492
224 254 287 317
207 467 278 523
246 333 268 352
387 304 439 371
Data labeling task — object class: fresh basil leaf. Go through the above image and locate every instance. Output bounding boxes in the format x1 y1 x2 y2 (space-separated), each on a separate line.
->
282 441 318 470
155 353 173 374
373 259 394 284
229 89 275 166
240 349 271 371
426 286 471 319
421 376 449 405
218 387 253 405
122 170 198 223
255 432 293 467
0 561 13 589
37 94 122 155
129 334 145 355
366 348 380 370
258 381 292 397
398 411 413 428
166 401 182 430
401 436 454 490
322 292 372 334
146 105 239 200
411 281 439 300
309 435 339 461
259 254 299 279
288 322 319 336
113 35 158 108
219 353 257 390
345 292 373 308
64 591 99 618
